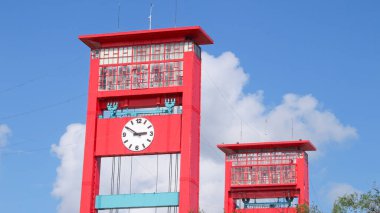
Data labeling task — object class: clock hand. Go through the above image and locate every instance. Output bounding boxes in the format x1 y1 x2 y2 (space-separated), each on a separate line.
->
134 132 147 136
125 126 137 134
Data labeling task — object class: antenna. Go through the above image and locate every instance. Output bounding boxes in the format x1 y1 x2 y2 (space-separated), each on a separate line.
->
174 0 178 27
117 1 121 31
148 3 153 30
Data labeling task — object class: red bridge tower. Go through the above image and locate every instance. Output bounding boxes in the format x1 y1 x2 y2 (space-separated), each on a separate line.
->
79 26 213 213
218 140 316 213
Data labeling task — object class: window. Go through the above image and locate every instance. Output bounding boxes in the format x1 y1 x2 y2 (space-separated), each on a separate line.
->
131 64 148 89
133 45 150 62
151 44 164 61
99 67 107 90
97 42 189 91
91 50 99 59
194 44 201 59
118 47 132 64
164 61 183 86
184 41 193 52
117 66 131 90
229 150 300 186
100 48 119 65
149 62 183 88
231 165 296 186
165 43 184 60
150 63 164 88
98 66 118 90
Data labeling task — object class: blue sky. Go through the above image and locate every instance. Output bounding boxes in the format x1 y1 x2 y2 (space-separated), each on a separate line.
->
0 0 379 212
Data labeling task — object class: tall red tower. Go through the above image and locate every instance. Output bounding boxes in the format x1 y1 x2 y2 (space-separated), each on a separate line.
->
218 140 316 213
79 26 213 213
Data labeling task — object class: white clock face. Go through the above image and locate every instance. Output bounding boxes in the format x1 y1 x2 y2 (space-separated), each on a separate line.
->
121 117 155 152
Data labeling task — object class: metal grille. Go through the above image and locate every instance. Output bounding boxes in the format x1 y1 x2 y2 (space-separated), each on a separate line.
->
98 62 183 91
231 165 296 185
96 42 191 91
229 151 302 186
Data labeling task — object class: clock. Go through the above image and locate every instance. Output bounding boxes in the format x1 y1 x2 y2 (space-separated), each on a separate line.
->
121 117 155 151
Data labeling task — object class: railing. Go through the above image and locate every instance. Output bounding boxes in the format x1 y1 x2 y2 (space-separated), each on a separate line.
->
243 201 292 209
227 151 303 166
99 99 181 119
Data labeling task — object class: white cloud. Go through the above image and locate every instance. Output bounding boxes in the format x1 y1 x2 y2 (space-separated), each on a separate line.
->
201 52 357 151
0 124 11 148
52 51 357 212
200 52 357 212
327 183 361 203
51 123 85 213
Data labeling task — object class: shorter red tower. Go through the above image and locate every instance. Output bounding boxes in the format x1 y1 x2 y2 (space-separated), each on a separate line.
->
217 140 316 213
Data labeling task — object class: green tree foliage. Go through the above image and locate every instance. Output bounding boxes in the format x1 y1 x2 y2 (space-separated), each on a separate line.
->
332 185 380 213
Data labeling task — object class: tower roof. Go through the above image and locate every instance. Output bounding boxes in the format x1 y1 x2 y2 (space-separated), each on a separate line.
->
217 140 316 154
79 26 213 49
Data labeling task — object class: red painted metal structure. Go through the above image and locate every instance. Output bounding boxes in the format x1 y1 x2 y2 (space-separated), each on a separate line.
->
218 140 316 213
79 26 213 213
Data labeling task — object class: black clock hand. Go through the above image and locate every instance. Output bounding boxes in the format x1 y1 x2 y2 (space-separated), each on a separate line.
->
125 126 137 134
134 132 147 136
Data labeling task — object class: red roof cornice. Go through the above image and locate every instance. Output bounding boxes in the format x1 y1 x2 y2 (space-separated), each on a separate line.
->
79 26 213 49
217 140 317 154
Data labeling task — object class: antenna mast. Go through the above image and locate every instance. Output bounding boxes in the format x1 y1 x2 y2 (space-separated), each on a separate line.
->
174 0 178 27
148 3 153 30
117 1 121 31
